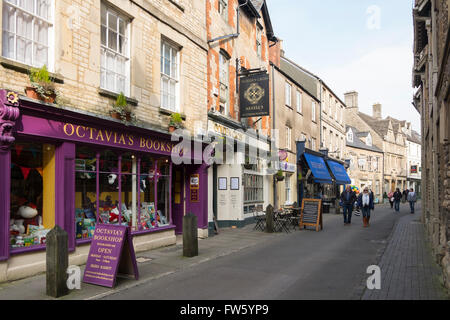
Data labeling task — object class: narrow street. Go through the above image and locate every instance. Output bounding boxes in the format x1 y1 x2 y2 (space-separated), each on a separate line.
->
102 202 447 300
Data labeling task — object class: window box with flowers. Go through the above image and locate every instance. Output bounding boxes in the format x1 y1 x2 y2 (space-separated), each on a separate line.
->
25 65 59 104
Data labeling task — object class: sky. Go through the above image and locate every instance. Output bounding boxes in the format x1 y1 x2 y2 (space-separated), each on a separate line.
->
266 0 420 133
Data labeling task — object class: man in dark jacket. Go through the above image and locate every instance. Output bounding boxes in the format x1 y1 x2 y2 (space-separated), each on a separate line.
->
393 188 402 212
340 185 356 225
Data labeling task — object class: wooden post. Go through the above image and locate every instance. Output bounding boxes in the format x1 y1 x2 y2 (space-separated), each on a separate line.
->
265 204 274 233
46 225 69 298
183 213 198 257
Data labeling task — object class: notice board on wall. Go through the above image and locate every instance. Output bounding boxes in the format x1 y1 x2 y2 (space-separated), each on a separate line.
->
83 224 139 288
299 199 323 232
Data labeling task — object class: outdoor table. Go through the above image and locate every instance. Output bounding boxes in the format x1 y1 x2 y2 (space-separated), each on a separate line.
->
274 210 291 233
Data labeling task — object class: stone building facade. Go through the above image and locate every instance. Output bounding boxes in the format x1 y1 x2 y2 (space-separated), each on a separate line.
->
344 91 408 194
344 125 384 201
269 41 321 207
205 0 277 230
0 0 208 133
0 0 209 282
412 0 450 289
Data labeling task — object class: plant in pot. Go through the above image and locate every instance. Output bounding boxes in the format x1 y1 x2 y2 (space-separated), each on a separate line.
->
276 170 285 182
168 112 184 132
26 65 58 103
111 92 127 120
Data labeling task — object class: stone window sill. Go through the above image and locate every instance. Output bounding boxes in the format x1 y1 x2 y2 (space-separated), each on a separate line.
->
0 56 64 84
98 88 138 106
159 107 186 120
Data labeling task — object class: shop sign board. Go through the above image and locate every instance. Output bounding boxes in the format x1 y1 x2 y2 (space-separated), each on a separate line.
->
299 199 323 232
83 224 138 288
239 73 270 118
274 161 296 173
190 174 200 202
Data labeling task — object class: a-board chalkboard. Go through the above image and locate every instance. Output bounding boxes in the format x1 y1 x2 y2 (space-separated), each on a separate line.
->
300 199 323 232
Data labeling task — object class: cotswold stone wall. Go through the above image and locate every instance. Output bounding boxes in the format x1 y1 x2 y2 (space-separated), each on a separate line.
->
0 0 207 134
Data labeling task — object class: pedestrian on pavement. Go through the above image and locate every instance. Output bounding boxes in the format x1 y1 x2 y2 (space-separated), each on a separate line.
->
402 189 408 203
393 188 402 212
340 185 357 225
407 188 417 214
388 191 394 209
357 187 374 227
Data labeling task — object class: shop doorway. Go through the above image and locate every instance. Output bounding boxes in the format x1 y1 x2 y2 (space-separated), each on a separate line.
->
172 167 184 234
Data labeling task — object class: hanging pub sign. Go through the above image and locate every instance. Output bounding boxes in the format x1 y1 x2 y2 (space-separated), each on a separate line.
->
239 72 270 118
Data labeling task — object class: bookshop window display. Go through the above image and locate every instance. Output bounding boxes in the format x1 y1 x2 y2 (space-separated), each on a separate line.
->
75 146 172 243
10 141 53 250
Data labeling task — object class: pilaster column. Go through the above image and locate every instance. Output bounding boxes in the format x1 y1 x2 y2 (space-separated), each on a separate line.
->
0 90 20 261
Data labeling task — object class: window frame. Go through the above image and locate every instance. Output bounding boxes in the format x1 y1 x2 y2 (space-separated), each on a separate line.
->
100 3 131 96
219 51 230 116
311 101 316 122
160 40 180 112
2 0 55 70
296 90 303 114
285 81 292 107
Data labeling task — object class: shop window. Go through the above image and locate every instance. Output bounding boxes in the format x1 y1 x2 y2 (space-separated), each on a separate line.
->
75 146 98 240
10 142 54 250
2 0 53 68
244 174 263 204
285 174 291 204
74 147 173 242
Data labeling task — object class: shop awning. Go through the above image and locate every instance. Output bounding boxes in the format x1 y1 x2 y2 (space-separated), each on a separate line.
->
303 153 333 184
326 160 351 185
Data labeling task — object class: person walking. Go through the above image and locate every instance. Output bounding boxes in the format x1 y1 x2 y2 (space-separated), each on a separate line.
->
388 191 394 209
407 188 417 214
393 188 402 212
357 187 374 227
340 185 356 225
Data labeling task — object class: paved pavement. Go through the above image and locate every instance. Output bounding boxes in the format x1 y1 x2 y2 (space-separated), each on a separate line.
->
362 202 447 300
0 201 448 300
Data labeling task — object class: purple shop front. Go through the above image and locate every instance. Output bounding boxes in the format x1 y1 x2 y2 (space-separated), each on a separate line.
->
0 90 209 262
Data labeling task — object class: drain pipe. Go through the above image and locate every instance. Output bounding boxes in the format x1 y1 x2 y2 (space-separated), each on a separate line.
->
207 0 248 44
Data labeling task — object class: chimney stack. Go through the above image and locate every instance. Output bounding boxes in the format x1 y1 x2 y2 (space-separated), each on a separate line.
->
373 103 382 120
344 91 358 110
269 39 283 68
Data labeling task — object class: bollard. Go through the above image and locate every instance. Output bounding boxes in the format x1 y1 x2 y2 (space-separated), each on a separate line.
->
265 204 274 233
183 213 198 257
46 225 69 298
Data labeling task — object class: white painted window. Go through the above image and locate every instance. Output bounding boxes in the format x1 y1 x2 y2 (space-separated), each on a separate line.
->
312 101 316 122
285 126 291 150
219 52 229 115
335 104 339 121
366 133 372 146
347 129 353 143
296 91 302 113
2 0 54 69
285 82 291 107
256 23 262 58
285 174 291 204
160 41 180 112
101 4 130 95
311 138 316 150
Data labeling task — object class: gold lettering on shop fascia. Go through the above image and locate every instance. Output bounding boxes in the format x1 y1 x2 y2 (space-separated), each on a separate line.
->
63 123 178 153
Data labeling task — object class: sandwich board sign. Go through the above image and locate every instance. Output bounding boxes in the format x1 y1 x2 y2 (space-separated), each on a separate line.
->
299 199 323 232
83 224 139 288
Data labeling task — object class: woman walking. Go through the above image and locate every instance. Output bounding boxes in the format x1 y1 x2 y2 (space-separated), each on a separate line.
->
357 187 374 227
388 191 394 209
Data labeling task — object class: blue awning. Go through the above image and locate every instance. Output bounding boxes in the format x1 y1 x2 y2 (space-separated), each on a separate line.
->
326 160 351 185
303 153 333 184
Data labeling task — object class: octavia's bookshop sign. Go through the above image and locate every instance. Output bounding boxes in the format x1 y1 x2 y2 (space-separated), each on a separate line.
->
239 73 270 118
83 224 139 288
